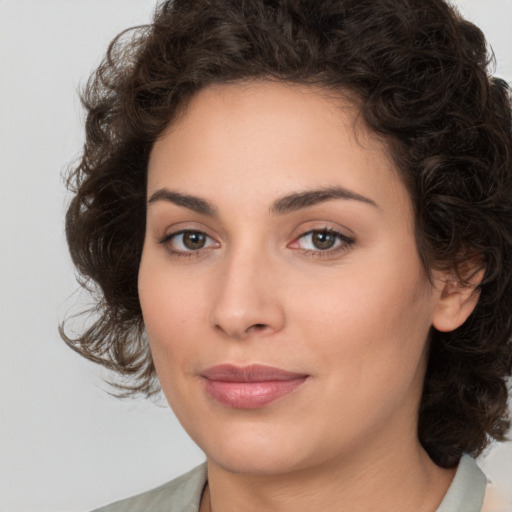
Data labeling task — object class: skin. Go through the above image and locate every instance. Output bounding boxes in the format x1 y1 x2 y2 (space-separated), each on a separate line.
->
138 81 480 512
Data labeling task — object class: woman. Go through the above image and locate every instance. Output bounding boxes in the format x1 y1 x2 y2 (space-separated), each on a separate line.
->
62 0 512 510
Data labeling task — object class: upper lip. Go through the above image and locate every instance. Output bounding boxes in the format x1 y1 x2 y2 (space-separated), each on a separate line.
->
201 364 308 382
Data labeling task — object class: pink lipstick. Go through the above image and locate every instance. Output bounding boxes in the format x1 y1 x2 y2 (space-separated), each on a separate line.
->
201 364 308 409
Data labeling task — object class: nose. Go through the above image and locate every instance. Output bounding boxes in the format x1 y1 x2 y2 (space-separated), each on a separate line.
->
208 248 286 341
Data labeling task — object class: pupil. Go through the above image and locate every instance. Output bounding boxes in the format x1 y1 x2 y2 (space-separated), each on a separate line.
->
313 231 336 250
184 232 205 250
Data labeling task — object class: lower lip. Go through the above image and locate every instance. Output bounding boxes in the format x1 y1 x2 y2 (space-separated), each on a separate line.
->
203 378 308 409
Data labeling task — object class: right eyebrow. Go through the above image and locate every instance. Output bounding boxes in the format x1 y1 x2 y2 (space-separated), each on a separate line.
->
147 189 218 217
147 185 379 217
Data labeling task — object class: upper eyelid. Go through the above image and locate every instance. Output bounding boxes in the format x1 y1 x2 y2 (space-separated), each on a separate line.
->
161 227 353 250
295 227 351 239
160 229 217 245
290 228 353 249
158 221 218 241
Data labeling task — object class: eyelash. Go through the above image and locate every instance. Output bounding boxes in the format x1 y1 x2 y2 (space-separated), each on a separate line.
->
159 228 354 259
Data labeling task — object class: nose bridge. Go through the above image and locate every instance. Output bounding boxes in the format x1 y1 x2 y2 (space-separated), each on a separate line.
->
208 235 285 340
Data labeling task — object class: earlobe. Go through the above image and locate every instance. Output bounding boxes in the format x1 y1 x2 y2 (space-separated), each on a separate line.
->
431 268 484 333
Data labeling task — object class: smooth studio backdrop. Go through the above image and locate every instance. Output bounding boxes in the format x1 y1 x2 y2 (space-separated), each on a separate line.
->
1 1 511 511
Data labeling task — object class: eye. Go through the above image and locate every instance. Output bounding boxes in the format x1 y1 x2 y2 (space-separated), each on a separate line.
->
290 228 354 257
159 229 218 257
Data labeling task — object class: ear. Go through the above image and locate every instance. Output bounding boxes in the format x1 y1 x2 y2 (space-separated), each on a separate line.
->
431 264 484 333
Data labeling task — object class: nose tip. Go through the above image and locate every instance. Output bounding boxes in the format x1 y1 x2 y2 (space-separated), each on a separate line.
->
208 258 285 340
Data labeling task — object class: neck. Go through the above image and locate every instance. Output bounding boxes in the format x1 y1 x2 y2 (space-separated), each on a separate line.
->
202 437 456 512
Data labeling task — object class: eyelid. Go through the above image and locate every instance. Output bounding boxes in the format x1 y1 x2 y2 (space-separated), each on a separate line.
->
158 225 355 259
288 227 355 257
160 229 218 246
157 219 218 244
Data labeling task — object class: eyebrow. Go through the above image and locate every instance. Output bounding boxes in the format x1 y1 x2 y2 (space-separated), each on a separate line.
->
270 186 378 214
147 186 378 216
148 189 218 216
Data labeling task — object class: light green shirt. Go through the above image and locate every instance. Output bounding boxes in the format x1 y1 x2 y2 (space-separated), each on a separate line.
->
93 454 487 512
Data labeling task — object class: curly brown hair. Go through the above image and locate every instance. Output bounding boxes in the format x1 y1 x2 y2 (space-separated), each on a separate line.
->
61 0 512 468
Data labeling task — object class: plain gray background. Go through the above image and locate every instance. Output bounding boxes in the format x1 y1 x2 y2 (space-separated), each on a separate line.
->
1 1 511 510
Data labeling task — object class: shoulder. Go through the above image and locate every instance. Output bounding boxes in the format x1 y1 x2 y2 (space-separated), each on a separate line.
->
436 454 487 512
91 463 207 512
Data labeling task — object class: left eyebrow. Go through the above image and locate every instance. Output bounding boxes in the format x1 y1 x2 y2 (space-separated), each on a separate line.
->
270 186 379 214
146 185 378 216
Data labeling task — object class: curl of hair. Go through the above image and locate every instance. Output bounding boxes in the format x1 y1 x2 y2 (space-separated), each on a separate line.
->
62 0 512 467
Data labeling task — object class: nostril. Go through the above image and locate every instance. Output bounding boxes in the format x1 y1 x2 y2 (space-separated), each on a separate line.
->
213 322 268 339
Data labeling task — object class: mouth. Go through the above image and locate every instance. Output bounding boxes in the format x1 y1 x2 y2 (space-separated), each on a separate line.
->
200 364 309 409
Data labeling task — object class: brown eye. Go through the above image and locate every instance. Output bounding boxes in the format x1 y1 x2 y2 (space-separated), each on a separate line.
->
160 229 218 257
290 228 354 258
182 231 207 250
311 230 337 250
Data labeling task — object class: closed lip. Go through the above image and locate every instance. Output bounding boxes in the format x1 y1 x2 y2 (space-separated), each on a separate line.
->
200 364 308 382
200 364 309 409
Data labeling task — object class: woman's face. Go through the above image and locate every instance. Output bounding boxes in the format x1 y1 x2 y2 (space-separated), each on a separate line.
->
139 81 443 475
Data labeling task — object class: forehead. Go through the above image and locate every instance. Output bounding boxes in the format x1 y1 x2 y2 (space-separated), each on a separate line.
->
156 80 382 157
148 80 409 218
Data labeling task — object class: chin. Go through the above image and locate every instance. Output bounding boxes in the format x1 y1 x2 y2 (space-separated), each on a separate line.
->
191 420 325 476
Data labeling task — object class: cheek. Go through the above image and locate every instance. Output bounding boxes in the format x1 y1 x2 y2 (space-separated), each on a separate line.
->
289 250 433 387
139 231 434 404
138 253 208 374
